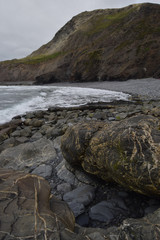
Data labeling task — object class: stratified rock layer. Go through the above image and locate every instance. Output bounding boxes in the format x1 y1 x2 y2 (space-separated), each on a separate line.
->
61 114 160 196
0 3 160 83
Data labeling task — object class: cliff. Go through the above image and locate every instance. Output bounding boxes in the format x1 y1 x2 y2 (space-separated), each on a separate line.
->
0 3 160 84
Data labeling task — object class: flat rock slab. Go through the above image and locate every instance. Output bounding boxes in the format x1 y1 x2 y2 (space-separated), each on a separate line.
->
0 168 75 240
0 138 56 170
31 164 53 179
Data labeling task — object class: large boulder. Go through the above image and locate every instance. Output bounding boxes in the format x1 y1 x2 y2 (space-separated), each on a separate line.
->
61 114 160 196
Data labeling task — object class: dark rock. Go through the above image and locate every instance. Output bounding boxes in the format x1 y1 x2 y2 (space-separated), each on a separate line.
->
0 168 75 240
76 213 90 227
31 164 53 178
0 138 56 170
56 160 78 185
116 209 160 240
30 131 43 140
46 126 63 139
19 126 32 137
24 118 44 127
68 202 85 217
89 198 127 223
0 119 22 143
63 185 95 206
0 137 19 153
11 129 21 137
144 206 160 215
57 183 72 193
61 114 160 196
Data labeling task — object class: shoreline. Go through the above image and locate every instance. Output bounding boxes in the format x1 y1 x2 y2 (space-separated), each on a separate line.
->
48 78 160 100
0 78 160 99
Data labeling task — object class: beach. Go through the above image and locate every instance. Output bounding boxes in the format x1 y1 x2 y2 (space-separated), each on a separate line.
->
49 78 160 100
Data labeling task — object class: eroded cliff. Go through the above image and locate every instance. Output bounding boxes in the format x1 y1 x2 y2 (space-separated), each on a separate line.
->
0 3 160 84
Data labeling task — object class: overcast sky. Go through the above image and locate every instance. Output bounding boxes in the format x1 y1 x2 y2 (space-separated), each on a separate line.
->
0 0 160 61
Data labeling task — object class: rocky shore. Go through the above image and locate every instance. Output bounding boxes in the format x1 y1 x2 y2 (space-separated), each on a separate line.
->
0 97 160 239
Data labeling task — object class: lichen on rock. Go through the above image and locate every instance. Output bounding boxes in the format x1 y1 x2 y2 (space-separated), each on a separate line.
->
61 114 160 196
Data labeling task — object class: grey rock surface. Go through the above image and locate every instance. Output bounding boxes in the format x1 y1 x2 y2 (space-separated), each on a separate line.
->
31 164 53 178
0 138 56 170
63 185 95 206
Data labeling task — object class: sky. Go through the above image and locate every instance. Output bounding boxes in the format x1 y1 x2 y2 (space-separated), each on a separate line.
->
0 0 160 61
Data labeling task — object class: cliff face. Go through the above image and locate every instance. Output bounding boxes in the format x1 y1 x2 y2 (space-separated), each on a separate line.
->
0 3 160 84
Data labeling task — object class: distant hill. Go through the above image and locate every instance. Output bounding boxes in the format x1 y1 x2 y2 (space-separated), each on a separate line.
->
0 3 160 84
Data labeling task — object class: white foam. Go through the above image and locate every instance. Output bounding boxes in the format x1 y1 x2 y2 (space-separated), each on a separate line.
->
0 86 130 124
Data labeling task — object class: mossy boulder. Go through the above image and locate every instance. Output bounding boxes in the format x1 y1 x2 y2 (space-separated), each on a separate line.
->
61 114 160 196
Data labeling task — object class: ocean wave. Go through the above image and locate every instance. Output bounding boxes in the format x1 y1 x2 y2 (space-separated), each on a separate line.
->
0 86 130 124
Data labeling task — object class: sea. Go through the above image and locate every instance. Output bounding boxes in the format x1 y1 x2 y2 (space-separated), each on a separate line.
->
0 85 130 124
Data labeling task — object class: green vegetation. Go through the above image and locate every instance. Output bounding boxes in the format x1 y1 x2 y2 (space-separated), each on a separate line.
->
0 52 64 65
116 141 128 162
115 116 121 121
115 40 133 51
88 50 101 62
135 20 160 40
86 7 136 36
85 50 102 71
136 41 156 55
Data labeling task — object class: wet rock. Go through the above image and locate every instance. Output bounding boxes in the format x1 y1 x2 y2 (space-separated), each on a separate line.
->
89 198 127 223
68 202 85 217
0 137 19 153
75 169 98 186
34 110 45 118
11 129 21 137
76 213 89 227
25 112 35 119
24 118 44 127
31 164 53 179
56 160 78 185
63 185 95 206
0 119 22 143
57 183 72 193
39 124 51 135
19 126 32 137
16 136 28 143
87 232 108 240
116 208 160 240
93 111 107 120
63 185 95 217
61 114 160 196
31 131 43 140
0 168 75 240
46 126 63 139
0 138 56 170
